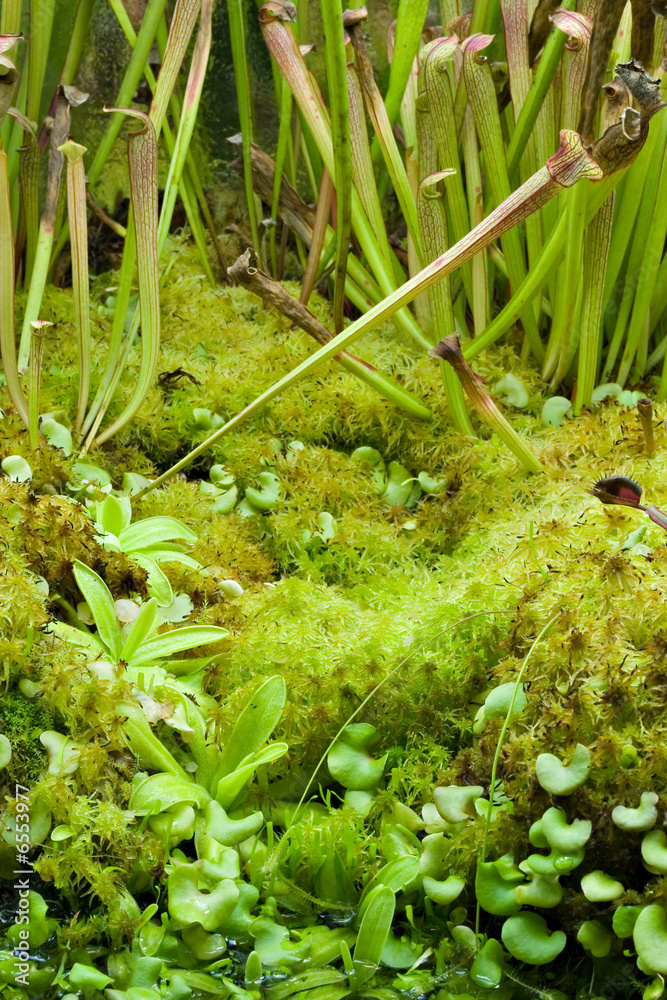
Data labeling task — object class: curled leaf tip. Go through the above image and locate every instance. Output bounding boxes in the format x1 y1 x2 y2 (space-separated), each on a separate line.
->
342 7 368 27
549 9 592 50
428 333 460 363
258 1 297 23
462 33 495 58
616 59 665 119
590 476 643 506
546 130 603 185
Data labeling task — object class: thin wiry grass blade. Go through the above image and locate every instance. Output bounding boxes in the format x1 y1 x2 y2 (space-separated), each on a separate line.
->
299 170 333 307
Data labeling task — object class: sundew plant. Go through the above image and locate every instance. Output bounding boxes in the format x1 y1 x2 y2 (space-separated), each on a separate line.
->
2 1 667 1000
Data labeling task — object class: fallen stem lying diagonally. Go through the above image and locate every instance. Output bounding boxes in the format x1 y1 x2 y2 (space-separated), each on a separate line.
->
227 250 431 420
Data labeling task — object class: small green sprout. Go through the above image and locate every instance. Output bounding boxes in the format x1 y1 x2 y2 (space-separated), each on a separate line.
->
469 937 505 988
580 870 624 902
541 807 592 852
433 784 484 824
541 396 571 426
514 873 563 908
501 912 567 966
0 734 10 769
1 455 32 482
633 905 667 975
577 919 612 958
327 724 388 791
641 830 667 874
612 792 659 831
422 874 465 906
535 743 591 795
475 859 523 915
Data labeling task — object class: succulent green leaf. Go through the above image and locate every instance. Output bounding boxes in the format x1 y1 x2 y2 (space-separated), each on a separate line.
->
634 905 667 974
327 724 388 791
135 544 201 568
541 396 571 426
591 382 622 403
73 560 122 660
129 772 210 813
0 734 11 769
475 860 523 915
132 555 173 607
128 625 228 666
213 676 286 779
529 819 549 848
433 785 484 823
495 373 529 408
119 516 197 550
148 803 196 847
1 455 32 482
245 950 262 986
483 681 528 720
167 865 239 931
577 920 612 958
514 874 563 908
541 807 592 852
204 800 263 846
417 472 447 494
501 912 567 965
641 830 667 874
181 924 227 962
352 885 395 988
215 742 288 808
357 857 420 924
535 743 591 795
40 731 81 776
613 905 646 939
217 882 260 943
93 494 132 537
245 472 284 512
522 846 585 876
422 874 465 906
120 598 158 663
469 937 505 988
381 461 417 506
643 975 666 1000
612 792 659 832
580 870 624 901
68 963 113 993
40 418 73 455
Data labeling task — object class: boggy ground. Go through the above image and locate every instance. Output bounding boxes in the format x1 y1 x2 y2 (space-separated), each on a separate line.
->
1 240 667 995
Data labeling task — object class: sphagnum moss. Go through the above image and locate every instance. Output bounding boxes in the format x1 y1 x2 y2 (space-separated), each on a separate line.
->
5 240 667 994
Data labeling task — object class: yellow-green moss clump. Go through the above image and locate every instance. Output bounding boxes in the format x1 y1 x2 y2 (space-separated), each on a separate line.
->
2 240 667 996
